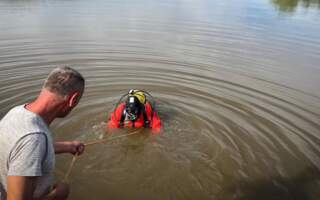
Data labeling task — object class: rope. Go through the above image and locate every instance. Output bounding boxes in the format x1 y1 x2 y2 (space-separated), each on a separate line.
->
63 130 141 182
64 154 78 183
84 130 140 146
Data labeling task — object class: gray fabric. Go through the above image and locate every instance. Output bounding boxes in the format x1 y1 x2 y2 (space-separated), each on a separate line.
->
0 105 55 200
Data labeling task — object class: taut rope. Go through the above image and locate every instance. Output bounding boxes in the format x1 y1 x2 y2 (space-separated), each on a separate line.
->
64 130 141 182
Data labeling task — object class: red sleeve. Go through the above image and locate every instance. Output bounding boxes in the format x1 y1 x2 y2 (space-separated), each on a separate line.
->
151 111 162 134
107 103 125 129
145 103 152 121
145 103 162 134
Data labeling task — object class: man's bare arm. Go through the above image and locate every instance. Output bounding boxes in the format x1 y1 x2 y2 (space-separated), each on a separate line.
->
54 141 84 155
7 176 69 200
7 176 36 200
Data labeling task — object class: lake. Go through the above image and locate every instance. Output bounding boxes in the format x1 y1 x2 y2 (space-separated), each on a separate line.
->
0 0 320 199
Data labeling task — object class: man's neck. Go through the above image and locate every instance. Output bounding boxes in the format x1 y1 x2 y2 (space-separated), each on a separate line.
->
25 102 55 125
25 90 62 125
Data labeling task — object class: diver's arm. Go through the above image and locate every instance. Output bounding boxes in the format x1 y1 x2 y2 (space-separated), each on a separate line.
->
107 103 126 128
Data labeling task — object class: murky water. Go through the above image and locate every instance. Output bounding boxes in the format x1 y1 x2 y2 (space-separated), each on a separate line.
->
1 0 320 199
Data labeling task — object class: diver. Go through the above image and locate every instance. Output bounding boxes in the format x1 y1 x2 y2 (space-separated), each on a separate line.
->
107 90 162 132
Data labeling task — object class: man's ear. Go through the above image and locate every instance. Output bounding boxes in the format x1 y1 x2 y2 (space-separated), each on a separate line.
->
68 92 81 107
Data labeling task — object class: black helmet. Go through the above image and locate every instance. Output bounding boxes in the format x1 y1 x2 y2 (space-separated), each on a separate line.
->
125 95 142 121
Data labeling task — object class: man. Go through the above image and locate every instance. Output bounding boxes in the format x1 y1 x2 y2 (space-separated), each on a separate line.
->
0 66 85 200
107 89 162 133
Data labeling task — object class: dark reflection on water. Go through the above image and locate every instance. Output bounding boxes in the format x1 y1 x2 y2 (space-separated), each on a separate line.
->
217 166 320 200
272 0 320 12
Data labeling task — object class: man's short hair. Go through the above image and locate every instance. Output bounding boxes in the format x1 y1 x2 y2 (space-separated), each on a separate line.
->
43 66 85 97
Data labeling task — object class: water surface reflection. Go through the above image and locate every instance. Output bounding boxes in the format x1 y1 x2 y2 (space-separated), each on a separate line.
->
272 0 320 12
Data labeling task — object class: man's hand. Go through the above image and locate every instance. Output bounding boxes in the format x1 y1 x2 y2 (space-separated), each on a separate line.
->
69 141 85 155
50 182 70 200
54 141 85 155
43 181 69 200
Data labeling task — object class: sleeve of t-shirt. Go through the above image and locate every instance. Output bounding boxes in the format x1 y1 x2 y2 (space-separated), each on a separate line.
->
8 133 47 177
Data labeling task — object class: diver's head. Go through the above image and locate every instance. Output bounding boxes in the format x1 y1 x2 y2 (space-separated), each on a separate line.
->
128 90 146 104
125 95 142 121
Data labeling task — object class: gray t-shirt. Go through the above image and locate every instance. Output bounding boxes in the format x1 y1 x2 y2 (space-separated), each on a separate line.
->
0 105 55 200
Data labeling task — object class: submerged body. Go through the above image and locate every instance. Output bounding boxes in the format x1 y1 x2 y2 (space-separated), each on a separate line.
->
107 90 162 133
